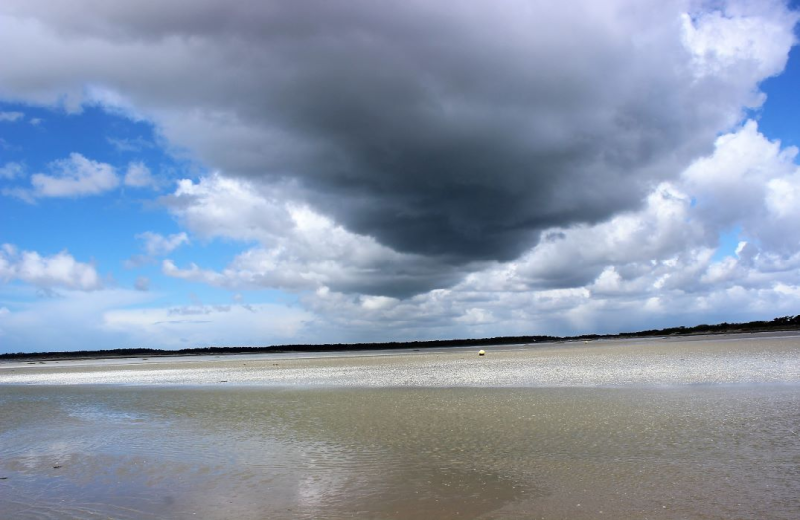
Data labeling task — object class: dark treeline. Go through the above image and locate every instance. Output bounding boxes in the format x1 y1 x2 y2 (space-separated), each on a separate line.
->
0 335 559 361
2 315 799 361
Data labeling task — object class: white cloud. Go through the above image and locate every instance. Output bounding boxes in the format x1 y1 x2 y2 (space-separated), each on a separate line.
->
0 111 24 122
684 120 800 254
152 119 800 340
682 4 794 82
6 153 120 200
162 174 293 245
136 231 189 257
501 182 708 290
123 161 158 188
0 244 103 291
0 162 24 180
32 153 119 197
161 175 467 296
162 259 224 285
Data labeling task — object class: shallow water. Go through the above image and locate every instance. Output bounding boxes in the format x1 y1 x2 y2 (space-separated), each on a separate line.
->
1 384 799 519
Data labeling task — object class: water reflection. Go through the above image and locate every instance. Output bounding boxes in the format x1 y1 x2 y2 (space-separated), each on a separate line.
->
0 385 798 519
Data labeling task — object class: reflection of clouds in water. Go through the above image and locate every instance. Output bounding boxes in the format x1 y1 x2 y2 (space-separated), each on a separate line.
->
2 380 799 519
297 443 336 509
297 472 332 512
1 453 189 519
294 440 392 515
66 404 148 424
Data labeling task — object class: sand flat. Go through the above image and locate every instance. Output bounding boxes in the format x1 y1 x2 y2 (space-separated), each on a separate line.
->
1 332 799 387
2 384 799 519
2 333 799 519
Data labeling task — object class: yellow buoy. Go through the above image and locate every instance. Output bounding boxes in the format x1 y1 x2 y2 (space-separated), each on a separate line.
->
478 350 485 356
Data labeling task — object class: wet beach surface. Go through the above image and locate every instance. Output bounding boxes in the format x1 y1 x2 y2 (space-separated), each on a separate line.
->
2 332 799 387
1 333 799 519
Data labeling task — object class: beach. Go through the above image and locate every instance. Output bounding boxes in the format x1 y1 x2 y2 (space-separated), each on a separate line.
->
1 333 799 519
2 332 799 387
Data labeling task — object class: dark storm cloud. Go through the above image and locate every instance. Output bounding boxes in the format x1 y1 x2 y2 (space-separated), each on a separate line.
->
0 0 794 266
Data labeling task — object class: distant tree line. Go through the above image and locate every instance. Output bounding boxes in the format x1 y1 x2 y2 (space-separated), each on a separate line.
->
2 314 798 361
612 314 800 338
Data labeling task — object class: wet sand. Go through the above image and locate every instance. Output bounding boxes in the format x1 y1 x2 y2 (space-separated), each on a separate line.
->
1 333 799 519
2 332 799 387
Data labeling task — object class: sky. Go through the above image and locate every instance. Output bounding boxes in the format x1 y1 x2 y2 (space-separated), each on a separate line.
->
1 0 800 353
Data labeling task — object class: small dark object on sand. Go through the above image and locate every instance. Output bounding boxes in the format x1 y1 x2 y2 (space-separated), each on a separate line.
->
53 465 62 469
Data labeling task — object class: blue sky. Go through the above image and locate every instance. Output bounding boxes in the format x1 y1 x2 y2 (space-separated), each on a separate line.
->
2 0 800 353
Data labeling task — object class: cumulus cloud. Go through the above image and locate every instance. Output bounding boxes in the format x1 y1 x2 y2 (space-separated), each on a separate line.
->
158 120 800 330
683 120 800 255
32 153 118 197
169 121 800 339
161 174 292 245
0 243 103 291
4 153 119 201
161 175 471 296
0 0 796 265
496 182 710 291
123 161 159 188
441 124 800 334
446 122 800 302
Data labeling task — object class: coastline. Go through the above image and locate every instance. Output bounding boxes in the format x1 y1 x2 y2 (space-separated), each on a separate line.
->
3 318 799 363
2 331 798 387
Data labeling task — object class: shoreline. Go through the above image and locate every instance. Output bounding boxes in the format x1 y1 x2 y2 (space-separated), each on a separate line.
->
2 315 799 363
2 332 798 388
3 327 800 365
